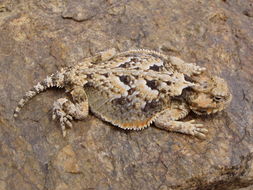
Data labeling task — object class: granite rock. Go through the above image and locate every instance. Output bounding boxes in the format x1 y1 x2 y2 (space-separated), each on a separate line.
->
0 0 253 189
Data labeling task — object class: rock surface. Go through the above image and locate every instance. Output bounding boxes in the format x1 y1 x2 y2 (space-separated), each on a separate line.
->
0 0 253 189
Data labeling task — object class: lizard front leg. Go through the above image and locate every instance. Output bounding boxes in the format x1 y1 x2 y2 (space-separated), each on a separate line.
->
52 86 88 137
154 101 208 139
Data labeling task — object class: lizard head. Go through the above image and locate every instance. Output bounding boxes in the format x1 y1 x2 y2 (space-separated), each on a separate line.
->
186 74 232 115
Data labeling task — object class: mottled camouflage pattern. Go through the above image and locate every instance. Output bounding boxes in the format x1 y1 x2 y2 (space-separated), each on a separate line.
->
14 49 232 138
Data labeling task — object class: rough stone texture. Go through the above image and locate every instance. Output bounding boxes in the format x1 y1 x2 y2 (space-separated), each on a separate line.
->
0 0 253 189
239 185 253 190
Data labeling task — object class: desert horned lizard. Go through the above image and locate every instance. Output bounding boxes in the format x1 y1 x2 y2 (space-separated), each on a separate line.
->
14 49 232 138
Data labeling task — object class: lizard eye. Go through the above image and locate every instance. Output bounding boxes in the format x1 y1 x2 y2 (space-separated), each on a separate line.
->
213 96 223 102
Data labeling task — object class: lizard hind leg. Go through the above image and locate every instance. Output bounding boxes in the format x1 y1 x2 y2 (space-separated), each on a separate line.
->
52 86 89 137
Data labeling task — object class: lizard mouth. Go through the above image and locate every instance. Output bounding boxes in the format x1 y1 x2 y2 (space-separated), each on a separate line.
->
192 109 208 115
191 107 221 115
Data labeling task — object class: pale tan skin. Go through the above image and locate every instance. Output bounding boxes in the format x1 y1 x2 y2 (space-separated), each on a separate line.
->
14 49 232 138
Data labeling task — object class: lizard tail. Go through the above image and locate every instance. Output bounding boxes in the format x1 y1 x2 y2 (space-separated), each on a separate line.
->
13 70 66 117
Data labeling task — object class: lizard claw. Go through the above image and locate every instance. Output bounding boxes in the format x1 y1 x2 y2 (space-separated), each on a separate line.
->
52 98 74 137
185 120 208 139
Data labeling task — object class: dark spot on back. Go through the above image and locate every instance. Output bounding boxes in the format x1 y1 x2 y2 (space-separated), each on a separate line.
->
184 74 195 83
119 75 131 85
119 62 130 68
103 73 109 78
166 81 171 86
143 100 160 112
86 74 93 79
128 88 135 95
118 57 140 68
133 75 139 79
160 89 167 93
113 97 128 105
84 82 93 87
131 57 139 62
146 80 159 90
149 64 163 72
